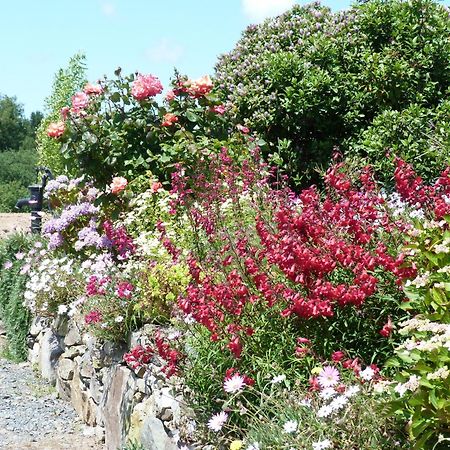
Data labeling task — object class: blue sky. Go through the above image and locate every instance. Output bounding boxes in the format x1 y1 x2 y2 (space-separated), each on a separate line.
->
1 0 448 116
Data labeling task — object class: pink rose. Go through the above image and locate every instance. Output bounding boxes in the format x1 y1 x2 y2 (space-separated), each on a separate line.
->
60 106 70 120
110 176 128 195
210 104 226 115
47 121 65 138
165 90 176 102
189 75 213 97
71 92 89 114
161 113 178 127
84 83 103 95
237 124 250 134
151 181 162 193
131 74 163 100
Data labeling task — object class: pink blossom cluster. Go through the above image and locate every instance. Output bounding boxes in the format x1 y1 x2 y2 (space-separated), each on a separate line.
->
116 281 134 299
131 74 163 100
84 310 102 324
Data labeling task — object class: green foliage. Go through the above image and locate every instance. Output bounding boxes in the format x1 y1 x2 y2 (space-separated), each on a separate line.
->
215 0 450 186
37 53 87 175
385 317 450 449
349 101 450 185
0 233 34 360
0 148 38 211
136 262 190 322
380 218 450 448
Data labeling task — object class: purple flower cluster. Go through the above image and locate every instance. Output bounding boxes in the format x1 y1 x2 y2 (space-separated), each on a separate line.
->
43 203 100 249
43 203 99 235
74 225 111 251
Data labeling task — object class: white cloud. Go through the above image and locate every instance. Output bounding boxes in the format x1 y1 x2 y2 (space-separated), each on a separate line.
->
242 0 295 23
145 39 183 64
100 1 116 17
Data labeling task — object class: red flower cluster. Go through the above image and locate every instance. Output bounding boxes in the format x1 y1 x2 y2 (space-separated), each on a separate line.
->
154 332 183 377
116 281 134 299
103 221 136 259
171 152 418 357
123 345 153 370
394 158 450 219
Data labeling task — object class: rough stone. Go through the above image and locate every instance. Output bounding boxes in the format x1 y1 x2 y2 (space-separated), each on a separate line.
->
28 342 40 367
57 358 75 381
62 345 86 359
56 375 72 402
128 399 178 450
64 324 82 346
101 366 137 450
89 375 103 405
70 368 98 426
39 329 64 384
79 353 95 379
99 341 128 367
29 317 47 337
53 314 69 337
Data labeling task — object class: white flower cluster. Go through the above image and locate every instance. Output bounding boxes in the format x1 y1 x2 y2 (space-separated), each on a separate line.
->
316 385 360 419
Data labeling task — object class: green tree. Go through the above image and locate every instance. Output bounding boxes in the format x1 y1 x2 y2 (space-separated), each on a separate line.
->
0 95 27 151
36 52 87 175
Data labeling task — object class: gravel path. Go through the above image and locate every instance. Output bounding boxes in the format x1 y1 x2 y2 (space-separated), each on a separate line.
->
0 337 105 450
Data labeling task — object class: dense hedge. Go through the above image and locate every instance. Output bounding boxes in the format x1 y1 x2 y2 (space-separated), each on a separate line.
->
0 233 33 360
215 0 450 186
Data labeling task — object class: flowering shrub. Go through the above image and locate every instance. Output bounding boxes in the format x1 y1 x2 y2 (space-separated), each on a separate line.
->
215 0 450 185
81 271 142 342
384 317 450 449
46 69 233 186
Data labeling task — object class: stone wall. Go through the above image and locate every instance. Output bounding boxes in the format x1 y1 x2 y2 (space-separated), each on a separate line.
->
28 316 197 450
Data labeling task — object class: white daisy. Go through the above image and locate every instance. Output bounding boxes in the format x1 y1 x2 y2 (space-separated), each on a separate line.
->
207 411 228 432
224 374 246 394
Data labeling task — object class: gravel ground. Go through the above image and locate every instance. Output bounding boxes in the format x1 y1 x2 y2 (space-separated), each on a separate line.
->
0 337 105 450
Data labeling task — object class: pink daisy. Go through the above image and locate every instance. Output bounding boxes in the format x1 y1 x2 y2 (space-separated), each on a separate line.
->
317 365 340 388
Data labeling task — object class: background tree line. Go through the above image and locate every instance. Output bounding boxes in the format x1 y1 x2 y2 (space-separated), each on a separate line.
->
0 95 43 212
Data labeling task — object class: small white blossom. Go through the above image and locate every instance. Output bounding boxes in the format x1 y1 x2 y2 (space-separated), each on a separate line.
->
360 366 375 381
283 420 298 433
271 374 286 384
312 439 332 450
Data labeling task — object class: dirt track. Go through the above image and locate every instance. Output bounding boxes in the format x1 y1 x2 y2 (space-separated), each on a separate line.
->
0 213 33 239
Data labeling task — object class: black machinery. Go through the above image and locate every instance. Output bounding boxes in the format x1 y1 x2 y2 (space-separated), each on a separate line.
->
15 167 53 234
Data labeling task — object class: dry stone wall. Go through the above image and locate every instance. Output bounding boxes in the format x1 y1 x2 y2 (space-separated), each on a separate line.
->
28 316 198 450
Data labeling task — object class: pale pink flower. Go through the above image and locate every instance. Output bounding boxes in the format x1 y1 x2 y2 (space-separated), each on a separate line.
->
317 365 340 388
110 177 128 195
47 121 65 138
165 90 176 101
189 75 213 97
207 411 228 432
60 106 70 120
71 92 89 114
131 74 163 100
3 261 12 269
237 124 250 134
84 82 103 95
224 374 246 394
210 104 226 115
